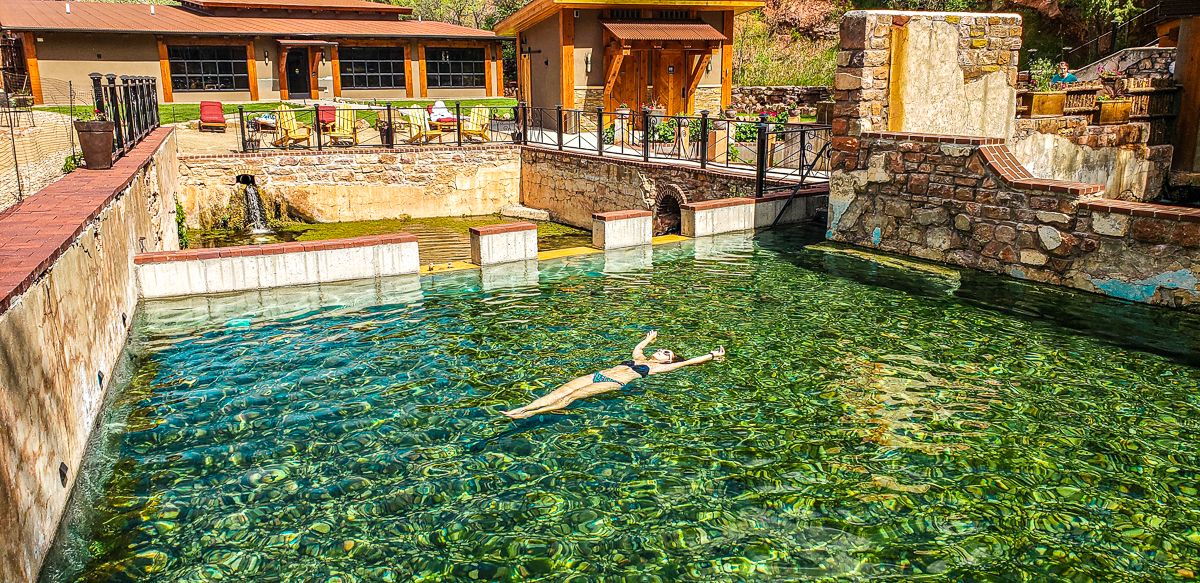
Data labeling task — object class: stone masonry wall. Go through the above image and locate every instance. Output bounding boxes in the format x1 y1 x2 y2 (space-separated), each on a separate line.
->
1010 117 1173 202
177 146 521 229
831 10 1022 171
829 132 1200 310
520 148 821 229
0 129 179 583
1074 48 1177 82
730 86 832 114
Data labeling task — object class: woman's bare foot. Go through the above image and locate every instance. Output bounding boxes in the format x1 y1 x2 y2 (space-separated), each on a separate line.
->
501 409 532 419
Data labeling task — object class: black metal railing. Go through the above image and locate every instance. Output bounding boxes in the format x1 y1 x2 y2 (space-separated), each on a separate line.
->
89 73 160 158
233 101 831 194
1062 3 1163 69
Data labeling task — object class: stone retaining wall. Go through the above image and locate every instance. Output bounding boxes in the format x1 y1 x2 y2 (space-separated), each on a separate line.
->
1010 116 1173 202
830 131 1200 310
1073 48 1176 82
177 146 521 229
0 128 179 583
730 86 832 114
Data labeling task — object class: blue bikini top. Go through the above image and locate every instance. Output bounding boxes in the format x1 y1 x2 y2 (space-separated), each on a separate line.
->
621 360 651 377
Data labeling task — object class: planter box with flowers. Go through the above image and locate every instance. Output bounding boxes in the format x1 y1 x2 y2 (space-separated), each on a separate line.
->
73 108 114 170
1094 96 1133 125
1018 58 1067 119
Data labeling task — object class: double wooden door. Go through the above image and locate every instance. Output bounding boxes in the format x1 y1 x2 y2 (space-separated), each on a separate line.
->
606 50 689 116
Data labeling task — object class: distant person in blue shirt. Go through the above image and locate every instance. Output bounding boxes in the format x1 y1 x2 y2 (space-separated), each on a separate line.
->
1052 62 1078 84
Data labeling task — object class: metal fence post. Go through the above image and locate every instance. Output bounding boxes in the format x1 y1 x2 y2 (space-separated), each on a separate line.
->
150 77 160 128
520 101 528 144
596 106 604 156
238 105 247 152
642 108 650 162
68 80 77 162
556 104 563 150
455 101 463 147
755 113 768 198
88 73 104 119
699 110 709 169
106 74 125 156
314 105 322 151
385 103 393 147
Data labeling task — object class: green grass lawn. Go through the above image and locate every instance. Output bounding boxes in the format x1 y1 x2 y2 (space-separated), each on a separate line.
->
336 97 517 111
37 101 302 124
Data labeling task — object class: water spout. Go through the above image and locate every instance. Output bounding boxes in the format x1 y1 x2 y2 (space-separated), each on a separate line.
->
244 182 271 234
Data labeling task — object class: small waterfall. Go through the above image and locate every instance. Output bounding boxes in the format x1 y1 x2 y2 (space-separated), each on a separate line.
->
244 183 271 234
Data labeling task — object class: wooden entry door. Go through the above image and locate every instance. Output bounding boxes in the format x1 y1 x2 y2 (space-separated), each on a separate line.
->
607 51 645 112
652 52 686 115
285 49 310 96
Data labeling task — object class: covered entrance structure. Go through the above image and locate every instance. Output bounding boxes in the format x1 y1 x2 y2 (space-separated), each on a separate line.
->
495 0 762 116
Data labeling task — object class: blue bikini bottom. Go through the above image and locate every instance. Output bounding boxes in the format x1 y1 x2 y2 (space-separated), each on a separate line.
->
592 371 626 385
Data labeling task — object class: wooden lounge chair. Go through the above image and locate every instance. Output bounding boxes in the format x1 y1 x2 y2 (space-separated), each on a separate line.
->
405 112 444 144
198 101 226 133
272 106 310 149
325 105 358 147
461 105 489 142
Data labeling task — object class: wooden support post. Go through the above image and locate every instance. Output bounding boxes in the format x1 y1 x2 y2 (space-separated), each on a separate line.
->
485 43 495 97
721 10 733 109
560 8 575 110
418 43 427 98
330 44 340 98
686 52 711 114
407 40 417 98
246 41 260 101
278 45 289 100
308 47 319 100
157 38 174 103
21 33 43 105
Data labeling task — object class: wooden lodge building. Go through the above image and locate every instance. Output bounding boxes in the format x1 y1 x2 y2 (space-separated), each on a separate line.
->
0 0 507 104
493 0 763 117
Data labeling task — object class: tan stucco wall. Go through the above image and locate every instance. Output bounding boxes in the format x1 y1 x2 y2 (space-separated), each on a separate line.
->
1011 132 1169 202
33 33 162 103
0 131 179 583
888 18 1016 140
524 15 562 110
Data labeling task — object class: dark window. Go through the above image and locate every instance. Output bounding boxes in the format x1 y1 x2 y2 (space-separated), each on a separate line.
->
611 9 641 19
340 46 405 89
658 10 689 19
167 46 249 92
426 47 486 88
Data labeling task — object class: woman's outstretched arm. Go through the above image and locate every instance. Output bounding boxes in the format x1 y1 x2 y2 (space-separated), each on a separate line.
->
652 346 725 373
632 330 657 360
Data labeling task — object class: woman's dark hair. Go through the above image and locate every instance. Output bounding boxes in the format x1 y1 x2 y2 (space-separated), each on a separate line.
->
666 350 686 363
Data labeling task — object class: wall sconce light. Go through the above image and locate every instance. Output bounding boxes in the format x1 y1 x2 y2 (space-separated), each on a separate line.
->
574 10 579 18
706 60 711 74
585 53 591 74
263 50 269 62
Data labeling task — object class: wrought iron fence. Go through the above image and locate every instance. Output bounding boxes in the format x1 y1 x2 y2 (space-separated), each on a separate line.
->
89 73 161 158
233 101 831 197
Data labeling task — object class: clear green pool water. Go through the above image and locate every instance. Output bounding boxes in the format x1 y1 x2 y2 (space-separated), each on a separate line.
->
43 226 1200 582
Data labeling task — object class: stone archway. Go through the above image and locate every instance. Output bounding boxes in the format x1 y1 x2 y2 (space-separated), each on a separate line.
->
653 184 690 235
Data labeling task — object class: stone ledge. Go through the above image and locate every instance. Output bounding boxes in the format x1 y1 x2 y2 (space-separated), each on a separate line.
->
469 222 537 236
593 210 652 221
975 144 1104 195
134 233 418 265
682 197 754 211
1080 199 1200 223
754 187 830 203
861 131 1005 145
0 127 176 314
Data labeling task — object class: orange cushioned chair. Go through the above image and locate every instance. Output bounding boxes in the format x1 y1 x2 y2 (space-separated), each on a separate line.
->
198 101 227 133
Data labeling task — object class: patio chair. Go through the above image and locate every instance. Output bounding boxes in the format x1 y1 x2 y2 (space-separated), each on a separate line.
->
317 105 337 131
198 101 227 133
325 105 358 147
461 105 489 142
272 106 311 149
405 112 444 144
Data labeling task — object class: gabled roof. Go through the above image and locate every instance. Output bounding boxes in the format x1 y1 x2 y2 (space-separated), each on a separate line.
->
0 0 497 38
493 0 764 36
181 0 411 14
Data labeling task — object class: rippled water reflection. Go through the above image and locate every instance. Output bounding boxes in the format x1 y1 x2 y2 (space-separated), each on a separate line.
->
43 227 1200 582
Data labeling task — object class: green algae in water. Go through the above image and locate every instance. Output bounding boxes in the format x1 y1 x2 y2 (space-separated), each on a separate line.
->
41 227 1200 582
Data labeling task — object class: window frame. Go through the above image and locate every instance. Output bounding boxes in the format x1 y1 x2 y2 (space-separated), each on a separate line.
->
339 46 406 90
425 47 487 89
166 45 250 92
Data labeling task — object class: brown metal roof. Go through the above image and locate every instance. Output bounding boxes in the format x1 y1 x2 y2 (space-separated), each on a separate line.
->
0 0 497 38
601 20 727 42
182 0 411 14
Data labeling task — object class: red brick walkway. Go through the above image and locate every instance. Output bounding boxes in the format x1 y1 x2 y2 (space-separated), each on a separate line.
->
0 127 175 313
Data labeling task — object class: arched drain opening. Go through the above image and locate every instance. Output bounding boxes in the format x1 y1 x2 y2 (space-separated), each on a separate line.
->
653 184 689 236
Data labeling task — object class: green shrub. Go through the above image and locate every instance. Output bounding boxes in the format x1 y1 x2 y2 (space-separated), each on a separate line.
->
175 199 189 249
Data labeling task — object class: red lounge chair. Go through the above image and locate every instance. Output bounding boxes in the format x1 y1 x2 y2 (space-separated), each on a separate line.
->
198 101 226 133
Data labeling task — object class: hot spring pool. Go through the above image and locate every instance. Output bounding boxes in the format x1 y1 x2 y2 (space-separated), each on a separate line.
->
42 227 1200 582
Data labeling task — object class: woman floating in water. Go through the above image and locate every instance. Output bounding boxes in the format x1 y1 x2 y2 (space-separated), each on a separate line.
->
502 331 724 419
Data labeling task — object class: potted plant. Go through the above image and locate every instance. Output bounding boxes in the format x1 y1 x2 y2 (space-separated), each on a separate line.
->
11 91 34 108
74 108 115 170
1096 64 1125 102
648 101 666 125
1094 94 1133 125
1019 58 1067 118
489 110 517 133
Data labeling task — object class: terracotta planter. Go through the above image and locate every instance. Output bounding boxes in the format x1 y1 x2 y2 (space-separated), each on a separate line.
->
1094 99 1133 125
1019 91 1067 118
74 120 114 170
